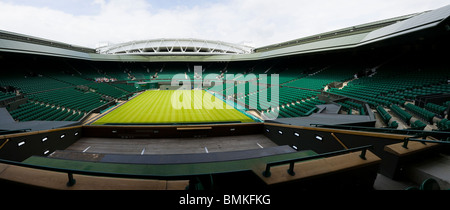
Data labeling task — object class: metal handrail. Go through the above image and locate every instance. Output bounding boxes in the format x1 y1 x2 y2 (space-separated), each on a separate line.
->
402 137 450 149
0 129 31 135
311 124 450 137
262 145 373 178
0 158 190 187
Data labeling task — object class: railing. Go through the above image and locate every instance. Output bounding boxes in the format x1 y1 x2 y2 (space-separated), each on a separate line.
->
402 137 450 149
0 158 189 187
0 129 31 135
311 124 450 137
262 145 373 178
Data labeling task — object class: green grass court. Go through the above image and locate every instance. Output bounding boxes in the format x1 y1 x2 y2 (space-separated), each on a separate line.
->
93 90 254 125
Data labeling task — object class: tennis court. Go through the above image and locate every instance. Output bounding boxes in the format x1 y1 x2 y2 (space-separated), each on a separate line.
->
92 90 254 125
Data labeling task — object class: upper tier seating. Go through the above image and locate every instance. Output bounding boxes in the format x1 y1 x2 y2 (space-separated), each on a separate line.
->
28 88 107 113
9 101 84 122
0 92 16 101
0 75 73 94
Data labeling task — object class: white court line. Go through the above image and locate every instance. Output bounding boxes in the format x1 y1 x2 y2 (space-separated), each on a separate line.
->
82 146 91 153
141 148 146 155
204 147 209 153
257 143 264 148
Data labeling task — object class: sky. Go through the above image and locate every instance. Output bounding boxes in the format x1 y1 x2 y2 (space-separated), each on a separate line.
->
0 0 448 48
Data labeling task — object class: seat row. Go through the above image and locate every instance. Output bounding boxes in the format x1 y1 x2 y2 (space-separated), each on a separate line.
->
28 88 107 113
284 67 356 90
0 92 16 101
389 104 428 130
238 86 319 111
9 102 85 122
86 82 131 99
405 103 436 123
0 76 72 94
376 106 398 128
437 119 450 131
339 100 366 115
425 103 447 116
328 88 394 107
262 98 325 119
390 104 413 124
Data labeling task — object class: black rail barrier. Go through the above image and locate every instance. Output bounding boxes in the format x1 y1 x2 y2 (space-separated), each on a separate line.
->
262 145 373 178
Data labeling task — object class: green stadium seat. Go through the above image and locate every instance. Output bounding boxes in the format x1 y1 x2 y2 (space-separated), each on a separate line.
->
405 103 435 123
425 103 447 115
411 120 427 130
390 105 412 124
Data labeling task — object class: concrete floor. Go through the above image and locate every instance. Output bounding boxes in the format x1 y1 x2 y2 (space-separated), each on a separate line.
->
65 134 279 155
373 174 416 190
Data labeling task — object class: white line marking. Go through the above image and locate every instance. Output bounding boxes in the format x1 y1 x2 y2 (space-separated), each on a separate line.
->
141 148 146 155
83 146 91 153
204 147 209 153
257 143 264 148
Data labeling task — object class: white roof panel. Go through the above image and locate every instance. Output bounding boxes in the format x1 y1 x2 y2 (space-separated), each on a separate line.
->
361 4 450 44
